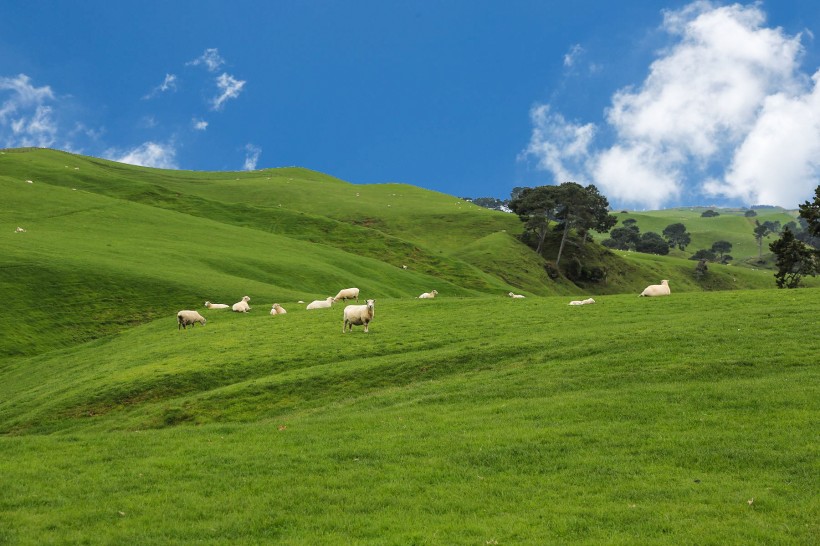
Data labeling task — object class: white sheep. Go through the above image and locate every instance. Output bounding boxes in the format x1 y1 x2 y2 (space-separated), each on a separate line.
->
204 301 230 309
333 287 360 303
306 297 334 310
343 299 375 333
508 292 525 298
15 227 26 233
418 290 438 299
568 298 596 306
270 303 287 315
177 310 207 330
232 295 251 312
639 280 671 297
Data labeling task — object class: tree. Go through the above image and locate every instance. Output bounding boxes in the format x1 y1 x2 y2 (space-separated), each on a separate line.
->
662 223 691 251
551 182 617 266
798 185 820 237
711 240 733 262
603 225 640 250
694 258 708 279
753 220 781 261
690 249 717 261
509 186 559 256
701 210 720 217
744 209 757 217
769 227 818 288
635 232 670 255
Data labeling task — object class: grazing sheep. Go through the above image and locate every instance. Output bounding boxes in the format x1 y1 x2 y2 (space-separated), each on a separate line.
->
270 303 287 315
639 280 671 297
343 299 375 333
232 295 251 312
568 298 596 306
204 301 230 309
333 287 360 303
508 292 525 299
306 297 334 310
177 310 206 330
418 290 438 299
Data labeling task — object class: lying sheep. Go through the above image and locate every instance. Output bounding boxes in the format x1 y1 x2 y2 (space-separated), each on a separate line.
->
343 299 375 333
418 290 438 299
639 280 670 297
204 301 230 309
333 287 360 302
15 227 26 233
508 292 525 298
306 297 334 310
270 303 287 315
232 295 251 312
177 310 207 330
568 298 596 305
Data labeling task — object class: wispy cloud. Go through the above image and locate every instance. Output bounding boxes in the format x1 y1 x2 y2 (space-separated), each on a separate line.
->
211 73 246 111
187 48 225 72
0 74 60 148
522 1 819 208
192 118 208 131
143 73 177 99
107 141 178 169
563 44 584 68
243 143 261 170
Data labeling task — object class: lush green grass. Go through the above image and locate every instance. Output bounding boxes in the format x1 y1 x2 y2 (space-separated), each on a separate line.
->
1 290 817 543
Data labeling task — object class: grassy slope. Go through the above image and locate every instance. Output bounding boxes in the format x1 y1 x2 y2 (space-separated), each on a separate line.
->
0 291 817 543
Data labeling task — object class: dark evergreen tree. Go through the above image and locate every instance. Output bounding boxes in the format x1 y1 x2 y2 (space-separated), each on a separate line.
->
770 227 819 288
662 223 691 251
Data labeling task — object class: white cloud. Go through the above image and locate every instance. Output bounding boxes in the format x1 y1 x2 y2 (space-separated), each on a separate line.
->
211 73 246 110
143 73 177 99
0 74 59 147
187 48 225 72
522 1 819 208
108 141 178 169
564 44 584 68
243 143 261 170
192 118 208 131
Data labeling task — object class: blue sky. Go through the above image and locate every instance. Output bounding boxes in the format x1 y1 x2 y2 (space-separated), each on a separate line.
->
2 1 820 209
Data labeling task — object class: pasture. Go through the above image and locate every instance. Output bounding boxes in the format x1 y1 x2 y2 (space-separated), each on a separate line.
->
1 290 818 544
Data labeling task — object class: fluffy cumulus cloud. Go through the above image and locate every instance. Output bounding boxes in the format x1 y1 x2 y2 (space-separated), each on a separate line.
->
523 1 820 208
0 74 59 148
243 143 261 170
192 118 208 131
107 141 178 169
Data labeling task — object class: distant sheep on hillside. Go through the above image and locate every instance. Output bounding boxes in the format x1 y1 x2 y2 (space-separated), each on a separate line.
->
568 298 596 306
639 280 671 297
418 290 438 299
333 288 359 303
508 292 525 298
306 297 334 310
177 310 206 330
270 303 287 315
232 296 251 312
205 301 230 309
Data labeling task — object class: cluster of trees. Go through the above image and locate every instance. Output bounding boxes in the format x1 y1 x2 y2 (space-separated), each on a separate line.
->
599 220 692 256
690 240 733 264
769 186 820 288
508 182 616 267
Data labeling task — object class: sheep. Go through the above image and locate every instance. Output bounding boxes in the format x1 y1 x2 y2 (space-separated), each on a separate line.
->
343 299 375 333
270 303 287 315
232 295 251 312
177 310 206 330
639 280 671 297
508 292 525 299
306 297 334 310
15 227 26 233
568 298 596 305
418 290 438 299
204 301 230 309
333 287 360 303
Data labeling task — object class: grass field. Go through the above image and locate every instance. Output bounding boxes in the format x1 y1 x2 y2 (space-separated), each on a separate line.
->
1 148 818 543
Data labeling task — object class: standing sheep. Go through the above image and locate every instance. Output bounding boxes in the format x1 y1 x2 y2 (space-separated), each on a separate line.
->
270 303 287 315
205 301 230 309
333 287 360 302
639 280 671 297
177 310 207 330
232 296 251 312
418 290 438 299
306 297 334 310
343 299 375 333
